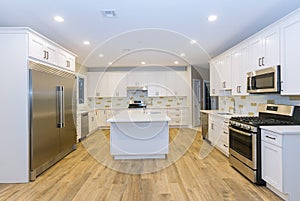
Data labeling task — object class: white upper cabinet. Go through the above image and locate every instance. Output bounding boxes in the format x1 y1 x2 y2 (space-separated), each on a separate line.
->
57 49 75 71
166 70 187 96
28 32 76 71
248 26 280 71
231 43 249 95
110 72 127 97
218 53 232 90
87 72 103 97
29 33 57 65
209 59 221 96
280 10 300 95
126 71 148 87
148 71 167 97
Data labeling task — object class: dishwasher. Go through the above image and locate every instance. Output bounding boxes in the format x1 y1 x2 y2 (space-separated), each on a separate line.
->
81 112 89 140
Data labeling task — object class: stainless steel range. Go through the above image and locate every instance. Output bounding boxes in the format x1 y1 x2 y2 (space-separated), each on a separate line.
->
229 104 300 185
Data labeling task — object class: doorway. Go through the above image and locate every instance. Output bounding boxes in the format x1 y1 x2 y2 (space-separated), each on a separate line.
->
192 79 201 127
203 80 218 110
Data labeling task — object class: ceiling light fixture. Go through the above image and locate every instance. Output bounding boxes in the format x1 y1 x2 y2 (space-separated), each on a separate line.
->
108 62 113 66
180 53 185 57
83 41 90 45
54 16 64 22
98 54 104 58
141 61 146 65
208 15 218 22
190 40 197 45
174 61 179 65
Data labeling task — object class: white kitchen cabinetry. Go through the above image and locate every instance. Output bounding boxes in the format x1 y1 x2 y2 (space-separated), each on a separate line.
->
88 110 98 133
218 53 232 90
280 10 300 95
167 108 188 126
261 127 300 201
110 72 127 97
248 26 280 71
148 71 167 97
127 71 148 87
87 72 103 97
209 59 221 96
28 32 76 71
29 33 57 65
208 114 230 156
231 43 249 95
97 109 116 127
166 71 187 96
57 49 75 71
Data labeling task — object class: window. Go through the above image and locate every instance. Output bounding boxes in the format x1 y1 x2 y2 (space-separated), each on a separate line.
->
78 77 85 104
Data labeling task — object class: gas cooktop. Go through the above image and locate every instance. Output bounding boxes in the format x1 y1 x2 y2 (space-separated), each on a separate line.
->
230 116 296 127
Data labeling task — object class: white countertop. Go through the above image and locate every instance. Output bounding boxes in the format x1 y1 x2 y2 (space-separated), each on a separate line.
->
200 110 240 118
260 126 300 135
107 110 171 123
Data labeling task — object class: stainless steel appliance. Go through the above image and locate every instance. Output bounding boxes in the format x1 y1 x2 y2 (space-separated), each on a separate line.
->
229 104 300 185
29 61 76 180
128 100 147 108
247 66 280 93
200 112 208 140
81 112 89 140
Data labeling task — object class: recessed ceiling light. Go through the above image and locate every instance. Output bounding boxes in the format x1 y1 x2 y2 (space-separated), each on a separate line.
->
141 61 146 65
190 40 197 45
83 41 90 45
98 54 104 58
174 61 179 65
180 53 185 57
208 15 218 22
108 62 113 65
54 16 64 22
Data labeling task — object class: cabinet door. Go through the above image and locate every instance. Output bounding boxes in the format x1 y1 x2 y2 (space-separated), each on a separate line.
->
262 141 283 192
218 54 232 90
248 35 263 71
148 71 167 97
281 12 300 95
209 59 220 96
231 44 249 95
111 72 127 97
127 71 148 86
88 111 97 132
57 50 75 71
87 72 103 97
29 33 47 61
263 26 280 67
98 72 114 97
166 71 187 96
44 42 57 65
97 110 107 127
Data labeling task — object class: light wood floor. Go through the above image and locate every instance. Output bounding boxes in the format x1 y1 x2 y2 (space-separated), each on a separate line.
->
0 128 282 201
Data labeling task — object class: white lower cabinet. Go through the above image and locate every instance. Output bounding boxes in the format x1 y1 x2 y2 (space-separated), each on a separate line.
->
167 108 188 126
261 127 300 201
97 109 120 127
208 114 230 156
76 114 81 142
88 111 98 133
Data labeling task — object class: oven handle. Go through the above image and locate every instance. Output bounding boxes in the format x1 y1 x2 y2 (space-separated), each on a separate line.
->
229 127 253 137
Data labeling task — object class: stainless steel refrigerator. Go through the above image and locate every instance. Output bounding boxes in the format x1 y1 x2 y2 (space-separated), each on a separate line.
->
29 61 76 180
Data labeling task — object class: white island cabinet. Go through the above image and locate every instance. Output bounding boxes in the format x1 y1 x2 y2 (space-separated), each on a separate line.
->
261 126 300 201
107 110 170 160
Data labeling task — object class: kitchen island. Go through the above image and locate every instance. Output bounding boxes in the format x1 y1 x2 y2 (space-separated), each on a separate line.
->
107 109 171 160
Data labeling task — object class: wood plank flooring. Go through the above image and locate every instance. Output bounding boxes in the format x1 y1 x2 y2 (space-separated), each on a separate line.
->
0 128 282 201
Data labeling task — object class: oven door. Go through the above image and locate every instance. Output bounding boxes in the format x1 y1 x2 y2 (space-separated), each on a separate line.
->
229 126 257 169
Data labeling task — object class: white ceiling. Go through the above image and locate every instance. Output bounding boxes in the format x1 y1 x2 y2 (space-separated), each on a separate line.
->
1 0 300 68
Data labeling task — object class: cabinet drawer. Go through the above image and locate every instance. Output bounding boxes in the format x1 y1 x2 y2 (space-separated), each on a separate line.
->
262 130 282 147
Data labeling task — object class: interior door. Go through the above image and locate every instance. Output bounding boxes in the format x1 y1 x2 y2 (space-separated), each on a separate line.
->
193 79 201 127
30 69 61 170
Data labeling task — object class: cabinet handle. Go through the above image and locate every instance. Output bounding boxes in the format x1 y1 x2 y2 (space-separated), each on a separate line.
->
266 135 276 140
258 58 262 66
261 57 265 66
46 51 49 60
223 131 229 134
222 81 226 88
43 50 47 59
223 144 228 148
66 60 70 67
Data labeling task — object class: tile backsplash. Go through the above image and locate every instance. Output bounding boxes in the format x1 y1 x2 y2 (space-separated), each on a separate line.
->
88 90 187 109
219 94 300 116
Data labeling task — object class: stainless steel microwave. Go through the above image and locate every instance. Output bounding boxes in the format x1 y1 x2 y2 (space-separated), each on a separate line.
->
247 65 280 93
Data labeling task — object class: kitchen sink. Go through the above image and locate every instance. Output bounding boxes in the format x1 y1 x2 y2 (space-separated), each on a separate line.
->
217 112 233 115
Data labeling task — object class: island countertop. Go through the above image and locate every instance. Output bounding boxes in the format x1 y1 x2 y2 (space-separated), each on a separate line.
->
107 109 171 123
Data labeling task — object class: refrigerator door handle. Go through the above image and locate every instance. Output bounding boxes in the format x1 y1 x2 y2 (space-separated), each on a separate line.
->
56 86 65 128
